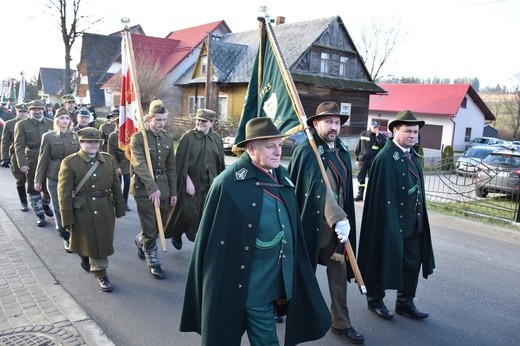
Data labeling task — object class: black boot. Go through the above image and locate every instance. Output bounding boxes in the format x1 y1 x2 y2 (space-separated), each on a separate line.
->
17 185 28 211
354 187 365 201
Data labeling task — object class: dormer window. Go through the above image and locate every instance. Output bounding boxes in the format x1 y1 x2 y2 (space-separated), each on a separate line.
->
320 52 330 74
339 56 348 76
201 56 208 75
461 96 467 109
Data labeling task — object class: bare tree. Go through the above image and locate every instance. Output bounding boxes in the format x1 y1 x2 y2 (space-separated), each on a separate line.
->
355 16 407 81
46 0 102 95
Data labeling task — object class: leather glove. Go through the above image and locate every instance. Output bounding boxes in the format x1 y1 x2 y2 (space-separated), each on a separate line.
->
355 161 362 168
0 159 10 168
335 219 350 243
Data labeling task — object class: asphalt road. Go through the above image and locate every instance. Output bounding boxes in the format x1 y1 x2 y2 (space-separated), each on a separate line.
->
1 162 519 345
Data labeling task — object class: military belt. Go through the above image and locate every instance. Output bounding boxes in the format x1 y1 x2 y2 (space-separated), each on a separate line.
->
76 189 113 198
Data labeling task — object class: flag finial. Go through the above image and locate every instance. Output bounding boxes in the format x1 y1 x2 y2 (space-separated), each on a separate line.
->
259 5 269 19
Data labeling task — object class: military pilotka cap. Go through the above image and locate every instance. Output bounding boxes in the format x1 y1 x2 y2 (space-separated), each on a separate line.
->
194 108 217 122
77 107 91 117
388 110 425 132
236 117 285 148
55 107 69 118
78 127 103 142
62 94 76 102
28 100 45 110
306 101 349 127
15 103 29 112
149 100 167 114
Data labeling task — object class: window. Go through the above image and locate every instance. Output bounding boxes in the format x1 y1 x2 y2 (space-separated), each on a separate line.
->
188 96 205 115
340 102 351 126
339 56 348 76
320 52 330 74
464 127 471 141
461 97 467 109
201 56 208 76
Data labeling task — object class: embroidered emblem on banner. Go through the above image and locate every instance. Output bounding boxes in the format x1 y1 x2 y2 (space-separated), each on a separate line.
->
235 168 248 180
393 151 400 161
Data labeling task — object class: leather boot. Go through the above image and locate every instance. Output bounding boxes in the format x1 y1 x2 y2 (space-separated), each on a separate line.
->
354 186 365 201
94 269 113 292
145 246 166 279
17 185 28 211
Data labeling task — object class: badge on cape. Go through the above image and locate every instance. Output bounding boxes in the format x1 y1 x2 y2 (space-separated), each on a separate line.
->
235 168 248 180
284 176 294 187
393 151 400 161
318 145 324 155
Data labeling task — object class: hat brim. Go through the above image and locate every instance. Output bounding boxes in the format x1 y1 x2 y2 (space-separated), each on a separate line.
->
193 116 214 121
388 120 425 132
306 113 350 127
236 133 286 148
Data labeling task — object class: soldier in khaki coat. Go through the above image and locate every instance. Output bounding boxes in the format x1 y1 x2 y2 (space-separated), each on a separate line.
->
131 100 177 279
14 100 54 226
35 108 80 252
1 103 30 211
99 109 117 152
107 117 131 211
58 127 125 292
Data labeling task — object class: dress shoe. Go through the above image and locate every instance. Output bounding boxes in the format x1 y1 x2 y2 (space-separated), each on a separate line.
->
134 238 145 260
20 203 28 212
331 326 365 344
36 215 46 227
80 260 90 272
43 205 54 217
63 239 72 253
150 265 166 279
395 303 429 319
171 236 182 250
125 204 131 211
97 275 113 292
368 305 394 320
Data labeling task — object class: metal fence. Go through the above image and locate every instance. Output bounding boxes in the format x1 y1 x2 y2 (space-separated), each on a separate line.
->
423 156 520 223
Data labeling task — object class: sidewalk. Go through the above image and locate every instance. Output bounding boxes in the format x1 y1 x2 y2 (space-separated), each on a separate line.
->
0 206 113 345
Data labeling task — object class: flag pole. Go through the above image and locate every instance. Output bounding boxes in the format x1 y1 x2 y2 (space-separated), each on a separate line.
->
263 17 366 294
122 27 168 252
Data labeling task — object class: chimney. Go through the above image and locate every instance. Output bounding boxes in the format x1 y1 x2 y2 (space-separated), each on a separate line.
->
276 16 285 25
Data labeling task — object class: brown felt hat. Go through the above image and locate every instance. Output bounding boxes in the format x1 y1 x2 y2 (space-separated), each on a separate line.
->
236 117 285 148
306 101 349 127
194 108 217 122
388 110 425 132
78 127 103 142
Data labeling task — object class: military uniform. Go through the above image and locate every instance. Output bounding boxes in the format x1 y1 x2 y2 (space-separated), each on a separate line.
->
14 102 54 225
107 128 131 208
99 121 115 152
35 124 80 248
58 127 125 292
130 127 176 277
1 107 29 210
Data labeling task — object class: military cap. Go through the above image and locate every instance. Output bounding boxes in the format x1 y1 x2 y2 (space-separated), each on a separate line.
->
28 100 46 110
194 108 217 122
77 107 91 117
388 110 425 132
371 119 381 126
55 107 70 118
148 100 167 114
107 109 119 118
236 117 285 148
77 127 103 142
306 101 349 127
15 103 29 112
62 94 76 102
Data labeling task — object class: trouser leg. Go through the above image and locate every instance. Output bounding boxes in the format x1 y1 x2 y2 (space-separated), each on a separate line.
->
30 194 44 216
245 303 279 346
397 234 422 306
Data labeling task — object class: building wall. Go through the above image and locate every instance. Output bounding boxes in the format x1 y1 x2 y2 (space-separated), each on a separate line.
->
451 95 486 151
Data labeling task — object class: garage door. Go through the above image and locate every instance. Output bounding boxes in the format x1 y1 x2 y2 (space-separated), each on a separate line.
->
420 124 442 149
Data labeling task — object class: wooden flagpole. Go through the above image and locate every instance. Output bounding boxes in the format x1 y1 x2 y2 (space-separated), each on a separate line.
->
123 27 167 252
263 17 366 294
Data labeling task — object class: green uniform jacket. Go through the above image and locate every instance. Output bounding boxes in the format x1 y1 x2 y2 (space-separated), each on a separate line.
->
107 131 130 175
164 128 225 241
287 134 357 277
180 153 331 346
129 129 176 198
35 130 80 183
58 150 125 258
358 139 435 289
99 121 115 152
14 116 53 168
1 117 22 172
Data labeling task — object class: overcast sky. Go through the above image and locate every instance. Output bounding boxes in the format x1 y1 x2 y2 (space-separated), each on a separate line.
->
3 0 518 90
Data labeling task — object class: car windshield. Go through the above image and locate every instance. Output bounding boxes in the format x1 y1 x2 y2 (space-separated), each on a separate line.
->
465 147 495 159
472 138 490 144
483 154 520 166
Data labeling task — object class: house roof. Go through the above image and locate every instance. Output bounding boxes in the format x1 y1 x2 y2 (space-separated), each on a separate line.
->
38 67 76 96
370 83 495 121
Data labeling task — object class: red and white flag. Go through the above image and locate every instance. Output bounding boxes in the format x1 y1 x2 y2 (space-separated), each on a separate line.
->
118 30 140 151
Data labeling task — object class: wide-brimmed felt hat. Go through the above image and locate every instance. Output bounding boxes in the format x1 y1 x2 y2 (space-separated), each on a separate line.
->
236 117 285 148
55 107 70 118
107 109 119 118
306 101 349 127
194 108 217 122
62 94 75 102
77 107 91 117
28 100 45 110
15 103 28 112
388 110 424 132
78 127 103 142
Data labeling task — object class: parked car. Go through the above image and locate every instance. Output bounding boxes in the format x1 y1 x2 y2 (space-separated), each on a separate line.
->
282 131 307 156
456 145 499 177
474 148 520 197
222 136 236 156
466 136 510 149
